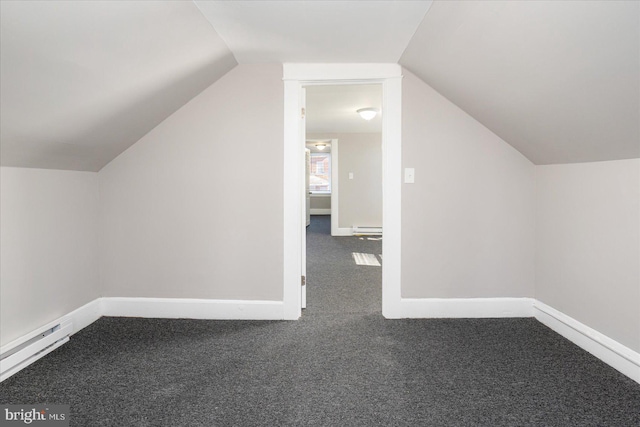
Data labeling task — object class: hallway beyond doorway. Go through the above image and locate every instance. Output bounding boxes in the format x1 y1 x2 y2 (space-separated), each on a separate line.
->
305 215 382 315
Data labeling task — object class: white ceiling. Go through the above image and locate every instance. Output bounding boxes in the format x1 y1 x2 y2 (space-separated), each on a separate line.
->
306 84 382 134
194 1 433 63
400 0 640 164
1 0 637 171
0 0 236 171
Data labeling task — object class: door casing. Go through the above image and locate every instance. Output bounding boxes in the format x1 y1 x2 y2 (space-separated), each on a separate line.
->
282 63 403 319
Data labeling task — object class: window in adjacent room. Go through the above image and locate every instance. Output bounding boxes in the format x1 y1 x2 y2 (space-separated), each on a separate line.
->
310 152 331 193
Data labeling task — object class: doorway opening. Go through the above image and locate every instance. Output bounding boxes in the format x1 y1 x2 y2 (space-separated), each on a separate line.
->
282 64 403 320
303 84 383 314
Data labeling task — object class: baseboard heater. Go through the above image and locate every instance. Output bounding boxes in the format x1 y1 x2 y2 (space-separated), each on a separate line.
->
0 318 72 382
352 226 382 236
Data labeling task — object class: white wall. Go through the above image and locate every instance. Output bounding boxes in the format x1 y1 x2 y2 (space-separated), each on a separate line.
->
99 64 284 301
536 159 640 353
307 133 382 228
0 167 99 346
310 194 330 210
401 69 536 299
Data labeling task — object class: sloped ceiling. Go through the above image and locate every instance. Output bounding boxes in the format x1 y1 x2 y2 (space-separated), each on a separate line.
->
1 1 637 171
400 0 640 164
0 0 236 171
194 1 432 63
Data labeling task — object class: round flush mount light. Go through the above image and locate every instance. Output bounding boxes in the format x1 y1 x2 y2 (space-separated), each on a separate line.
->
357 108 379 121
315 143 327 150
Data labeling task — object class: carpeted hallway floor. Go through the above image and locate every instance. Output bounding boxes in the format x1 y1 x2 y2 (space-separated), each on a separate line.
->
305 215 382 316
1 216 639 426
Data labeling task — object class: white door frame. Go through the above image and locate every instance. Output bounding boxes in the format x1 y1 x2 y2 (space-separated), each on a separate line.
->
328 138 342 237
282 63 403 319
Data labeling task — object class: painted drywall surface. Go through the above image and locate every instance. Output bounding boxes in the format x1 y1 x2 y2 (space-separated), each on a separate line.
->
195 1 432 63
1 0 237 172
307 133 382 228
310 195 331 210
99 64 284 301
0 167 99 346
536 159 640 352
400 1 639 165
401 69 536 298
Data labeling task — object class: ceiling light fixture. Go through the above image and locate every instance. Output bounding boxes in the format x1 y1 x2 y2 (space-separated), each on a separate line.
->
315 143 327 150
357 108 379 121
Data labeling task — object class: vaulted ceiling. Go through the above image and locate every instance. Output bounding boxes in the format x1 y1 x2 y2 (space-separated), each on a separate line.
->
400 1 639 164
1 1 637 171
0 1 236 171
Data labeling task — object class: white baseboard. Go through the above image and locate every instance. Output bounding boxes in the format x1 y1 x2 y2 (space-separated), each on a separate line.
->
0 299 102 382
68 298 104 335
310 209 331 215
395 297 535 318
331 227 353 236
534 300 640 384
0 297 284 382
102 297 286 320
0 299 102 355
4 296 638 385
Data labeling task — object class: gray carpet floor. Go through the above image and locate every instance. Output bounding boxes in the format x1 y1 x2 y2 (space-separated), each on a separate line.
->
1 215 639 426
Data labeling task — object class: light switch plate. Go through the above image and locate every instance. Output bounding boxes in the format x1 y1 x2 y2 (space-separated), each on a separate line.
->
349 172 354 180
404 168 415 183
